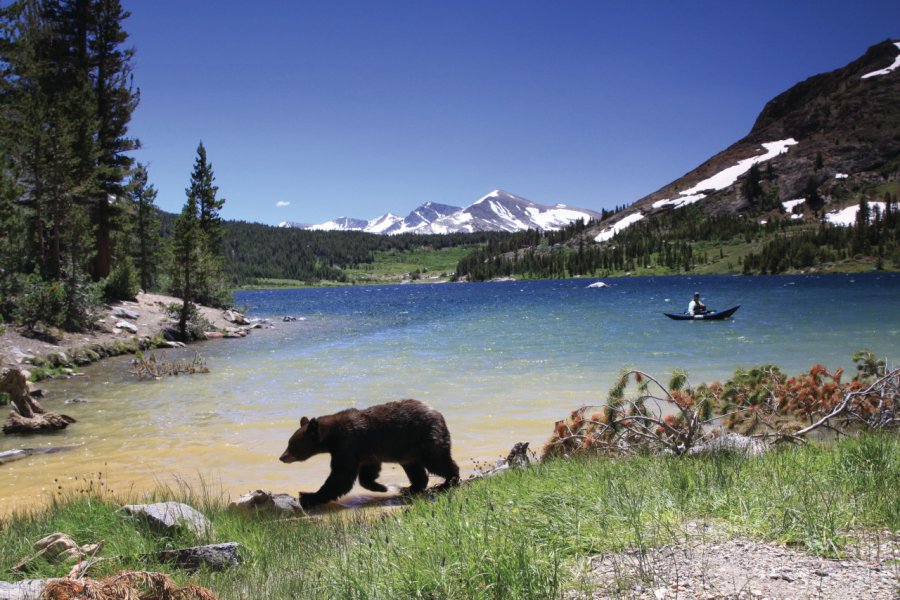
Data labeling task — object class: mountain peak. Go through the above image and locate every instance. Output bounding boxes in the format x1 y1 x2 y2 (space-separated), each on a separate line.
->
290 190 601 235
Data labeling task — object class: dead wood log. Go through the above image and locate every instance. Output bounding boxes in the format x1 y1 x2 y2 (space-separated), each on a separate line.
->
1 367 76 434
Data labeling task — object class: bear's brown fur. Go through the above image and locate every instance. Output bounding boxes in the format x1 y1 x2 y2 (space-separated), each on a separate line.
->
279 399 460 508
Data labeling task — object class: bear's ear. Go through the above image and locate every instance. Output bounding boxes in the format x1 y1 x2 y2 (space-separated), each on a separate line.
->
306 417 319 435
300 416 309 427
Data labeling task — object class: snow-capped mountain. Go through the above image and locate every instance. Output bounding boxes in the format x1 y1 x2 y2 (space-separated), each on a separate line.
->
381 202 462 235
289 191 602 235
302 217 370 232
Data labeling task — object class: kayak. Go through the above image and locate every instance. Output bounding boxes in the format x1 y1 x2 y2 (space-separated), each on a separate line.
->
664 305 740 320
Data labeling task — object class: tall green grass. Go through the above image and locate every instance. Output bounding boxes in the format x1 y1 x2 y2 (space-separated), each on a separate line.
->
1 434 897 599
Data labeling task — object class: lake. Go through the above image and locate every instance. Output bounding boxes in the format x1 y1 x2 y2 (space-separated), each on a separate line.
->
2 273 898 512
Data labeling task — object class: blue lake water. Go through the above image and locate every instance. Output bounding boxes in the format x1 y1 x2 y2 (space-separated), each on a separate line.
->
2 273 898 510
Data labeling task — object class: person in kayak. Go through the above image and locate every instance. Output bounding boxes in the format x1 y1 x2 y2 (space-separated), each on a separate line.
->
688 292 707 315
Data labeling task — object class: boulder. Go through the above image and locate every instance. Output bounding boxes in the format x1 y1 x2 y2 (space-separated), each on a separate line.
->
112 307 140 320
120 502 212 537
155 542 242 571
115 320 139 334
227 490 303 515
222 309 248 325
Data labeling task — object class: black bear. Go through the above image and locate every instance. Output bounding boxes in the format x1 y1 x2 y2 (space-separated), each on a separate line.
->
279 399 460 508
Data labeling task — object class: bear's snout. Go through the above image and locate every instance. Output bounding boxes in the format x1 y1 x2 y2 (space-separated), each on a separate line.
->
279 450 297 463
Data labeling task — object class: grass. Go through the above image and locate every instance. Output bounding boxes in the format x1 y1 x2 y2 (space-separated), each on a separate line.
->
2 434 896 598
343 246 476 284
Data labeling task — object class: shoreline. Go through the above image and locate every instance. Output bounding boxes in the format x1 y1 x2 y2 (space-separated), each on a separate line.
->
0 292 256 378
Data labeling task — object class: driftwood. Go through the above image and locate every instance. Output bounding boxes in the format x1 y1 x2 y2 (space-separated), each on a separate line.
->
1 367 75 434
0 445 80 465
38 571 220 600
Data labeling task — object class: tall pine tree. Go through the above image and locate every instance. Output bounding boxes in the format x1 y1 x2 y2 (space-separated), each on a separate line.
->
129 163 160 292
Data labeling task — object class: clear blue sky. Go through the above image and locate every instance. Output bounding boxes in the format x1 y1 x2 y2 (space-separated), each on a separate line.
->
124 1 900 226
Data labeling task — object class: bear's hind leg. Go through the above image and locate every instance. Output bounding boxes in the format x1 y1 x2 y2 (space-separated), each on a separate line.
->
402 462 429 493
425 452 460 490
359 463 388 493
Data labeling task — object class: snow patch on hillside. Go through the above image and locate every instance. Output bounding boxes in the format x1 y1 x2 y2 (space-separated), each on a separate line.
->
605 140 798 243
651 139 798 213
681 139 798 195
594 212 644 242
861 42 900 79
825 202 887 226
782 198 806 211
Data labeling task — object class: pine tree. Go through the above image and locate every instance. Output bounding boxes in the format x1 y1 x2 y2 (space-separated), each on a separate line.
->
183 142 228 306
129 163 160 291
83 0 140 279
741 163 763 206
171 192 201 339
188 142 225 256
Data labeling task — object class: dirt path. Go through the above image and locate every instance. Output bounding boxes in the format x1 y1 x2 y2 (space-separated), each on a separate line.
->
573 524 898 599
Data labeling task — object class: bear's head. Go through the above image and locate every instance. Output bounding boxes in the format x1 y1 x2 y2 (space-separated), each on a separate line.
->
279 416 323 463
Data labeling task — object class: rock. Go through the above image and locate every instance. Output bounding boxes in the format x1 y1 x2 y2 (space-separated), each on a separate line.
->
9 347 34 364
0 579 58 600
228 490 303 515
120 502 212 537
222 309 248 325
164 341 186 349
63 397 86 404
112 307 140 320
689 432 772 456
155 542 242 571
204 331 224 339
587 281 609 288
223 327 247 338
114 320 139 334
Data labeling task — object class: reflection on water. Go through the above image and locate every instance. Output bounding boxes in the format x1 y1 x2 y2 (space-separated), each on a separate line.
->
2 274 898 513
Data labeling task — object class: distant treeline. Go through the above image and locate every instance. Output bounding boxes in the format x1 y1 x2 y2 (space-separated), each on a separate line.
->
217 221 514 285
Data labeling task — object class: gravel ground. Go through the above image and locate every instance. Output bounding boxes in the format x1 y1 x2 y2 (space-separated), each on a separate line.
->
572 523 898 599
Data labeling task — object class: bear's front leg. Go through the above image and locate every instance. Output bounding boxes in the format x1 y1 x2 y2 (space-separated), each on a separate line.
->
299 457 359 509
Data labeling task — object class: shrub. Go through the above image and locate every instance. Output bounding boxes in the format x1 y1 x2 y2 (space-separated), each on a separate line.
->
14 275 68 329
165 302 213 342
103 259 139 301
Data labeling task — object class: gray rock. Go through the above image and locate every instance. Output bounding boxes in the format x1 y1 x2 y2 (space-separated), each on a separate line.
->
115 320 138 334
9 348 34 364
155 542 242 571
689 432 772 456
113 307 140 320
222 309 248 325
228 490 303 515
121 502 212 537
